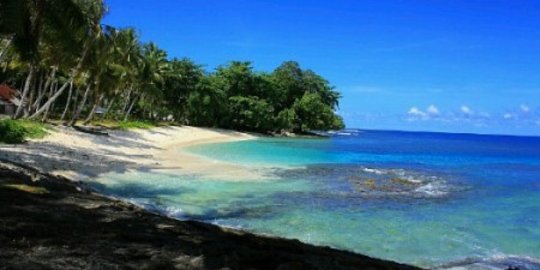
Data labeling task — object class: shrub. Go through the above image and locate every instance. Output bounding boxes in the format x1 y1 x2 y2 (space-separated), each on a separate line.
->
0 120 27 144
0 120 48 144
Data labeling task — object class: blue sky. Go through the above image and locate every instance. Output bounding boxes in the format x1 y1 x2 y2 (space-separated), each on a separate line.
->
103 0 540 136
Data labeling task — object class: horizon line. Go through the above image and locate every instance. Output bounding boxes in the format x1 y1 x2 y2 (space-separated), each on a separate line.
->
342 127 540 138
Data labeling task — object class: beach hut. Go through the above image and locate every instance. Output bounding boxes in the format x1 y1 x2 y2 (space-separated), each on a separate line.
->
0 85 18 116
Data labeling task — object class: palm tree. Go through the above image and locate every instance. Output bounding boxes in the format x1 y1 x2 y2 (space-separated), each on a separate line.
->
68 26 109 126
27 1 106 120
129 43 169 120
104 27 141 120
110 42 169 121
0 0 88 119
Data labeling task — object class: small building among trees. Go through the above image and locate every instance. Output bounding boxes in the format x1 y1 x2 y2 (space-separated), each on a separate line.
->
0 85 17 116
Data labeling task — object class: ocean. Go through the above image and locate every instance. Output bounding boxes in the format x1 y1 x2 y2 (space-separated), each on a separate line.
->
92 129 540 269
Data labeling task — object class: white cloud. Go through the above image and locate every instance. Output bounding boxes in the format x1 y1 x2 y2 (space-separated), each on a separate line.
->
426 105 440 115
461 105 473 115
406 106 429 121
503 113 514 119
406 105 440 121
408 106 426 117
401 103 539 129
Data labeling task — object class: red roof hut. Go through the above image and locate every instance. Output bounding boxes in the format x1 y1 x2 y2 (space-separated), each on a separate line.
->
0 85 18 115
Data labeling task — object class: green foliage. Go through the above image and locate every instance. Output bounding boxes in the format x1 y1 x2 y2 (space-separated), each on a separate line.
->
271 61 305 109
0 120 26 143
292 92 344 132
162 58 206 122
226 96 274 132
0 120 48 144
185 82 226 127
275 108 298 131
214 61 258 97
165 60 344 133
0 0 346 134
18 120 49 139
117 120 156 130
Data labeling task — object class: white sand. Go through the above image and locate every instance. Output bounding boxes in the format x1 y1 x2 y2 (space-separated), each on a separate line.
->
0 125 267 181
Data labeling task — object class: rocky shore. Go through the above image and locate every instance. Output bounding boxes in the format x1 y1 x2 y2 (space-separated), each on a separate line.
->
0 160 422 270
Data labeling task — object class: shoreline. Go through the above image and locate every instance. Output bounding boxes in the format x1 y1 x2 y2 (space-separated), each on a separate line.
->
0 148 422 269
2 126 534 269
0 125 268 182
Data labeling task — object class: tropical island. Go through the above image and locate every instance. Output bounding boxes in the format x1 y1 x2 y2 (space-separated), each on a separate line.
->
0 1 425 269
2 1 539 270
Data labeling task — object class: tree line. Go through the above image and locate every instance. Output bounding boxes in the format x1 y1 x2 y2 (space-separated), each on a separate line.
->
0 0 344 133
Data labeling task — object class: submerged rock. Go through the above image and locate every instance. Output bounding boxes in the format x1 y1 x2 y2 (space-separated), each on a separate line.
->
276 164 455 199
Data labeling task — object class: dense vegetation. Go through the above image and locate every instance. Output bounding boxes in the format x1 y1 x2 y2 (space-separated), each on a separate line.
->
0 0 344 133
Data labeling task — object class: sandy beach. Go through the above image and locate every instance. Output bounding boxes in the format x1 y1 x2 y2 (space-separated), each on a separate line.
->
0 125 423 269
0 125 264 182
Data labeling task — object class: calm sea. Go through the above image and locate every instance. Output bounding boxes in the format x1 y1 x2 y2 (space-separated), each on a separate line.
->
92 129 540 269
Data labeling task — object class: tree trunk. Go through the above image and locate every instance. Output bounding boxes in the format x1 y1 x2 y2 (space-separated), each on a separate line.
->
31 86 45 112
33 40 90 120
121 88 132 114
60 81 74 121
29 78 72 119
104 98 115 119
69 84 91 126
24 72 40 117
32 68 56 112
41 82 57 122
14 65 35 119
124 96 138 121
83 93 104 125
0 37 12 62
67 88 80 124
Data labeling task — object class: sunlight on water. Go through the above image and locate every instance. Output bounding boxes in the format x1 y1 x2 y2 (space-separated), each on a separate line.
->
93 131 540 268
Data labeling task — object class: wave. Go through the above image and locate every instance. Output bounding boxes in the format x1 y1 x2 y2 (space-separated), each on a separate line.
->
436 254 540 270
362 167 386 175
414 182 448 197
320 129 363 137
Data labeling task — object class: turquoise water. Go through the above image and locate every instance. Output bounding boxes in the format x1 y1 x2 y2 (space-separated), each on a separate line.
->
92 130 540 268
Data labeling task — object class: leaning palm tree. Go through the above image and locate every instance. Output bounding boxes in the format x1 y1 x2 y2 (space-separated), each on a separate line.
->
27 1 107 121
0 0 89 119
68 27 109 126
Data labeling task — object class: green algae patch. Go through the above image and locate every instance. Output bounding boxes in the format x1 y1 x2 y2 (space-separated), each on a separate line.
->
2 184 49 194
